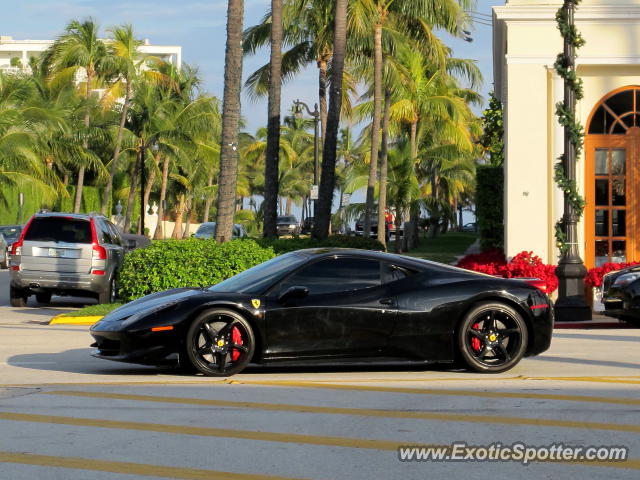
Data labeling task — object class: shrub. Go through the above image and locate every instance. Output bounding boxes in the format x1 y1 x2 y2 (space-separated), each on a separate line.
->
117 239 276 301
457 249 558 294
256 235 385 254
585 261 640 288
476 165 503 251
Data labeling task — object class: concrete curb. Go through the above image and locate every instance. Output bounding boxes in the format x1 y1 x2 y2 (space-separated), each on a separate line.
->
49 315 103 326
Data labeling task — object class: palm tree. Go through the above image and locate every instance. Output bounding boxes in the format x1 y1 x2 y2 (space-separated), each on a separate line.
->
216 0 245 243
47 18 108 213
313 0 347 239
263 0 284 238
351 0 472 236
100 25 142 216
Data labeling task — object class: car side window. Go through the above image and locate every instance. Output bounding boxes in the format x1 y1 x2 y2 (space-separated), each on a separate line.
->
107 222 122 246
98 220 113 244
280 257 381 296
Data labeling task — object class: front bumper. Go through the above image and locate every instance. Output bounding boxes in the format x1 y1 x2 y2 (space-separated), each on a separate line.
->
90 325 179 366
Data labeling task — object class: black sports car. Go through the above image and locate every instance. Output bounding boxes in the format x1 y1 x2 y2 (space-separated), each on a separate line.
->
90 248 554 376
601 264 640 325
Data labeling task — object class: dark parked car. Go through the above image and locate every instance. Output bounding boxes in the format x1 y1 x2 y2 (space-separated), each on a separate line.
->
276 215 300 237
601 265 640 325
300 217 315 235
194 222 247 240
90 248 553 376
354 214 401 239
0 225 22 269
9 213 124 306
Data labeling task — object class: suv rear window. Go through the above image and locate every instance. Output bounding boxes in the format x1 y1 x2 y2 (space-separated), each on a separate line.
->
24 217 92 244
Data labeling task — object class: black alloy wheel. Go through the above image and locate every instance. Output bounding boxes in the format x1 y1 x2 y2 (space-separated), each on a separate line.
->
458 302 528 373
185 309 255 376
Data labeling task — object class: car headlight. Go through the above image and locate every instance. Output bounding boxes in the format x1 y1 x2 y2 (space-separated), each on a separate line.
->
289 224 296 228
612 273 640 287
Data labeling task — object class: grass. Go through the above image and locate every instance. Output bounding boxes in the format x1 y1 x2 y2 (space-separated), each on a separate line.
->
389 231 478 265
59 303 123 317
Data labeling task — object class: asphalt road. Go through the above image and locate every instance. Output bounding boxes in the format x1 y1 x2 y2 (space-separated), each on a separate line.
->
0 269 639 479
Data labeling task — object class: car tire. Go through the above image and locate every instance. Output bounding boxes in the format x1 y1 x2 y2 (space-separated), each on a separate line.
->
0 258 7 269
97 277 116 304
35 292 52 304
457 302 528 374
9 286 28 308
185 308 255 377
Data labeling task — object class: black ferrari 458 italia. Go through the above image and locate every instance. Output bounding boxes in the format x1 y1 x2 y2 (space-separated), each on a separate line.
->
91 248 554 376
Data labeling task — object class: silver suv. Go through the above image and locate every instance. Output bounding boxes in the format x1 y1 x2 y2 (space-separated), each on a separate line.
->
9 213 125 307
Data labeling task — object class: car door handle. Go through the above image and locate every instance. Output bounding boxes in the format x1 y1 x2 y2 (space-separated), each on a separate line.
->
379 297 394 306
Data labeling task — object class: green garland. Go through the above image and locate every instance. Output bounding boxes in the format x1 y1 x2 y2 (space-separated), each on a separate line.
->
554 0 585 254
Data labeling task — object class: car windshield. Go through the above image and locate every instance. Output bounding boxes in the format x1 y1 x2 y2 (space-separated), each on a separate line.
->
24 217 92 243
277 216 297 223
197 224 216 235
208 252 306 294
0 226 21 241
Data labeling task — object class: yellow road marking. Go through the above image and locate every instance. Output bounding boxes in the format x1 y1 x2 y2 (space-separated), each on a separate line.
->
231 380 640 407
49 314 102 326
0 451 311 480
42 390 640 434
0 411 400 451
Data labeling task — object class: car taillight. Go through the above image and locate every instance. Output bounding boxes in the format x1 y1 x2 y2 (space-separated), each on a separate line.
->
11 216 32 256
91 269 106 275
89 217 107 260
525 279 548 293
92 244 107 260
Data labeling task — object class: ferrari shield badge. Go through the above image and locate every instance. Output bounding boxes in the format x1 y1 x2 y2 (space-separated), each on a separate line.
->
251 299 261 309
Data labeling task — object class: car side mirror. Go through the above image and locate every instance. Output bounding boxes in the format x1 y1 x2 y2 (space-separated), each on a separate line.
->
278 285 309 304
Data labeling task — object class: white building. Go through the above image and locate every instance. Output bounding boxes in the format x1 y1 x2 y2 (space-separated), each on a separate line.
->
0 35 181 75
493 0 640 269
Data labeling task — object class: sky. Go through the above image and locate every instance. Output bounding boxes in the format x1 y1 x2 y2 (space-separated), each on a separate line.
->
0 0 503 132
0 0 502 222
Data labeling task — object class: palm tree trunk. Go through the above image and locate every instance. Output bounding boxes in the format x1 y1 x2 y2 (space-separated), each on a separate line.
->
263 0 283 239
377 88 391 247
410 120 418 160
312 0 347 239
203 172 214 223
74 70 93 213
123 151 140 233
183 195 193 238
362 22 383 236
143 164 156 212
285 197 292 215
102 80 131 215
317 56 329 141
430 173 439 238
215 0 245 243
172 195 185 239
154 155 170 239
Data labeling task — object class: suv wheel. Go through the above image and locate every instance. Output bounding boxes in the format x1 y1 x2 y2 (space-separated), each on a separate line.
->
97 277 116 304
36 292 52 304
10 286 28 308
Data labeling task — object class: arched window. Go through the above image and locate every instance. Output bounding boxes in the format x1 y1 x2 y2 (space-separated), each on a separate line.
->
588 87 640 134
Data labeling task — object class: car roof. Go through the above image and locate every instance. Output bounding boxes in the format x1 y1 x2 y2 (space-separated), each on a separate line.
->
292 247 491 277
31 212 106 221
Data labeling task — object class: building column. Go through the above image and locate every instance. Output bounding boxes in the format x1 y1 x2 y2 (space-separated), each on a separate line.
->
21 50 27 70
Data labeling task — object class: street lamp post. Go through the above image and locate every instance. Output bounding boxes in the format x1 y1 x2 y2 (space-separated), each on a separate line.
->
294 99 320 218
140 140 159 237
554 0 591 322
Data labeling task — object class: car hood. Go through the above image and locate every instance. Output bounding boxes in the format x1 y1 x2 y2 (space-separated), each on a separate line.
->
102 287 204 322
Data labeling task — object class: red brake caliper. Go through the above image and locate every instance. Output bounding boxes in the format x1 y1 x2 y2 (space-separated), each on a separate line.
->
471 323 481 352
231 326 243 361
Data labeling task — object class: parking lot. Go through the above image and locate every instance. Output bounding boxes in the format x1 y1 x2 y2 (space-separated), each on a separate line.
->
1 269 639 479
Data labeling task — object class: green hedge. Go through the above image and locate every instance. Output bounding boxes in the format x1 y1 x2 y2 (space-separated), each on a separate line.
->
255 235 386 254
117 239 276 301
476 165 504 251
